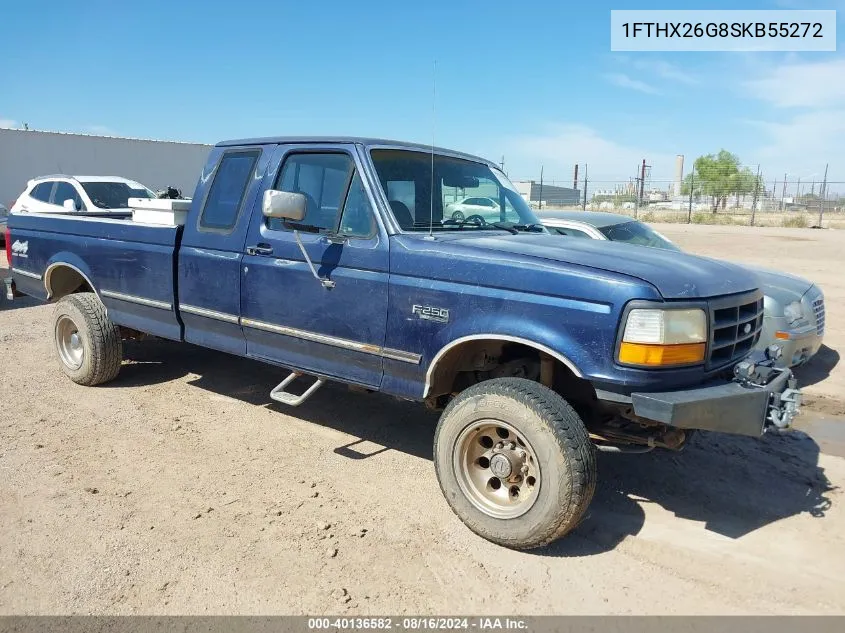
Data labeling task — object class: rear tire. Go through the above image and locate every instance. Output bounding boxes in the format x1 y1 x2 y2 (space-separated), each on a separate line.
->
434 377 596 549
52 292 122 386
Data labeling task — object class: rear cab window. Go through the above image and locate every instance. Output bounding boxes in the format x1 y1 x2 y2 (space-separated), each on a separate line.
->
199 150 261 232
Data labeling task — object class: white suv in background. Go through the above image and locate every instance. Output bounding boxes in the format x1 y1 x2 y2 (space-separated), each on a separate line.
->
10 175 156 214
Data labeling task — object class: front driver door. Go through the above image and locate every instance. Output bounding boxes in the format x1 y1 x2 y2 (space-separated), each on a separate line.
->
240 144 389 388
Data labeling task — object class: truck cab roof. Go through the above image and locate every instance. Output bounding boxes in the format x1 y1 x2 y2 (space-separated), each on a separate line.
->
216 136 494 166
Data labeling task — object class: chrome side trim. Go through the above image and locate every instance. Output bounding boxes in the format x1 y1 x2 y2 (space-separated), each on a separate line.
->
11 267 42 280
424 334 583 398
44 262 97 299
100 289 172 311
241 318 421 365
382 347 423 364
179 304 239 324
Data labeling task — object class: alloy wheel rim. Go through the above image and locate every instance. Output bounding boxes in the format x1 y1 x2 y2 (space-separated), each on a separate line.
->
453 420 541 519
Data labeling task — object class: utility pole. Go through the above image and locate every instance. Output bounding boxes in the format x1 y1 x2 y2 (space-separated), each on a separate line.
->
582 163 588 211
500 156 505 171
818 163 828 227
687 172 695 223
538 165 544 211
635 159 647 219
796 177 801 202
751 165 761 226
780 173 787 211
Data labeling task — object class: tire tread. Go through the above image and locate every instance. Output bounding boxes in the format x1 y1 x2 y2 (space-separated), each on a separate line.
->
53 292 122 386
434 377 596 549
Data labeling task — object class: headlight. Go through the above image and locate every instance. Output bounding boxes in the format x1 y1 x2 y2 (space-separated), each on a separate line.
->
619 308 707 367
783 300 804 324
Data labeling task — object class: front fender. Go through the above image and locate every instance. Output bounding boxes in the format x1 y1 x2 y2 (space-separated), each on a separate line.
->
426 313 588 377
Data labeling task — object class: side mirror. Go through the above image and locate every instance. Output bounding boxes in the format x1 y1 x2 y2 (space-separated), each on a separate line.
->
62 199 76 212
262 189 306 221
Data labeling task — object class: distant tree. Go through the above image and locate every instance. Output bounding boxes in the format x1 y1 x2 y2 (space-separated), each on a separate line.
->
680 150 759 212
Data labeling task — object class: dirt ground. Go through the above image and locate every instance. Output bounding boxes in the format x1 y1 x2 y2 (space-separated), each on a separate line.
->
1 225 844 615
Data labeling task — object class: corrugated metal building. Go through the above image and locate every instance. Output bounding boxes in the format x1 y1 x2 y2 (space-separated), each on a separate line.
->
0 128 213 207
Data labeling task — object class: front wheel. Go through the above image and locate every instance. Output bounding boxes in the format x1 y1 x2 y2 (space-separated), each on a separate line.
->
52 292 122 386
434 377 596 549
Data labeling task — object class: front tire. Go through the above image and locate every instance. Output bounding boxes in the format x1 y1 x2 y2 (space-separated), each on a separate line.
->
434 377 596 549
52 292 122 386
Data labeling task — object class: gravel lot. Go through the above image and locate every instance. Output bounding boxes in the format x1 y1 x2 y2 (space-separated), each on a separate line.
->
1 225 843 615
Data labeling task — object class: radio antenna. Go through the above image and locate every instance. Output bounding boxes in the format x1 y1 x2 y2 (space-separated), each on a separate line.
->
427 60 437 240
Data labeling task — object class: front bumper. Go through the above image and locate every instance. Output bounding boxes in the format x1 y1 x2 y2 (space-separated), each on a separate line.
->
630 366 801 437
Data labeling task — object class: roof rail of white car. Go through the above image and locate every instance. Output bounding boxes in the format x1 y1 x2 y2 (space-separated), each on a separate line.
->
30 174 76 183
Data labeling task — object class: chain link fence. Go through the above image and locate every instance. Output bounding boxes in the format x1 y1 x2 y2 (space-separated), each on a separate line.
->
516 174 844 229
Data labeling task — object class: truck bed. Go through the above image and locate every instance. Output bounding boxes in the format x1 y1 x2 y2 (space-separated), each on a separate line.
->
9 212 183 340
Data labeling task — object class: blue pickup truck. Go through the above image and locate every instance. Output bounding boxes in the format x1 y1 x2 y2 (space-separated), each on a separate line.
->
4 137 802 549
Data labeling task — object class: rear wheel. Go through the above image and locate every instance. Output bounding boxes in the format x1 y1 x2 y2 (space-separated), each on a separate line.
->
52 292 122 385
434 377 596 549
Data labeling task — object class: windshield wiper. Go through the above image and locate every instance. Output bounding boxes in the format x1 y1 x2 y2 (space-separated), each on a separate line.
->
441 219 519 234
511 223 546 233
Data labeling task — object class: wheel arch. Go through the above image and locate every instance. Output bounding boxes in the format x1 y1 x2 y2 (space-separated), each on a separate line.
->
44 258 97 301
424 334 584 399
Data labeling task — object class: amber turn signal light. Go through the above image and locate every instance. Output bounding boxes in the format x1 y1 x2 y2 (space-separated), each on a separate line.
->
618 342 706 366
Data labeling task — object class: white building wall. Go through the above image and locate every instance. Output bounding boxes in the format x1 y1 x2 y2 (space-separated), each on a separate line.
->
0 128 213 206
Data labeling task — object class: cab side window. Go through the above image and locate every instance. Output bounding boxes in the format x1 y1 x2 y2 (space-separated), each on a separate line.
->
269 153 375 238
338 172 376 238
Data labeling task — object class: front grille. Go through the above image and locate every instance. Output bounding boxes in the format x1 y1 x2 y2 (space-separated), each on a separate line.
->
813 297 825 336
707 292 765 369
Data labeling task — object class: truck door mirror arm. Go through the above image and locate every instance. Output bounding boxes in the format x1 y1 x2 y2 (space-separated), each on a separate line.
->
293 230 336 290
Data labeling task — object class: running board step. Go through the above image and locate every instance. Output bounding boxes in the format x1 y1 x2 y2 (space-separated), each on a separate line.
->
270 371 326 406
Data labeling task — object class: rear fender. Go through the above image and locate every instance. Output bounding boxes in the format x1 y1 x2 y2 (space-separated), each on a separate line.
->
44 253 97 301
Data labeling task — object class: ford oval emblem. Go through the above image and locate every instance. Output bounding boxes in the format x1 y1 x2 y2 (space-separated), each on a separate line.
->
743 323 752 335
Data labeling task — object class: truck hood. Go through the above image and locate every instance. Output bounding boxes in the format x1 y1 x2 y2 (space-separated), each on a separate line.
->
447 233 760 299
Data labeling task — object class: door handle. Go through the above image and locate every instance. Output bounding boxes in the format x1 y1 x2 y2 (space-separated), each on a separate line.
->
246 243 273 256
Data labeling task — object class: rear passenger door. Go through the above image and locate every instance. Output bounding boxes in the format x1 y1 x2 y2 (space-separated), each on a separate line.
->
178 146 271 356
240 144 389 387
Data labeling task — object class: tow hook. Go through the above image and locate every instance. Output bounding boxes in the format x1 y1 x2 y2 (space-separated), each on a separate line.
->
767 375 802 430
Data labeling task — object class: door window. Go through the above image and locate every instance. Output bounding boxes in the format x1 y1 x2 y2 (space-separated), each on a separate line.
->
199 150 260 231
53 182 83 209
337 172 376 238
269 153 354 232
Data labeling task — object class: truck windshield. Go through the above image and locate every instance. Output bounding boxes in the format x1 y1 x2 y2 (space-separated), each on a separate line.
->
81 182 155 209
599 221 681 251
370 149 541 231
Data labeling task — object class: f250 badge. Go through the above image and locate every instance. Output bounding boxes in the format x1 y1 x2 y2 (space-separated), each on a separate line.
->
11 240 29 258
412 304 450 323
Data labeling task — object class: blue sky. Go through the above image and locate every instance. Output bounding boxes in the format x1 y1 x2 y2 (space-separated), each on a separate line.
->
1 0 843 185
